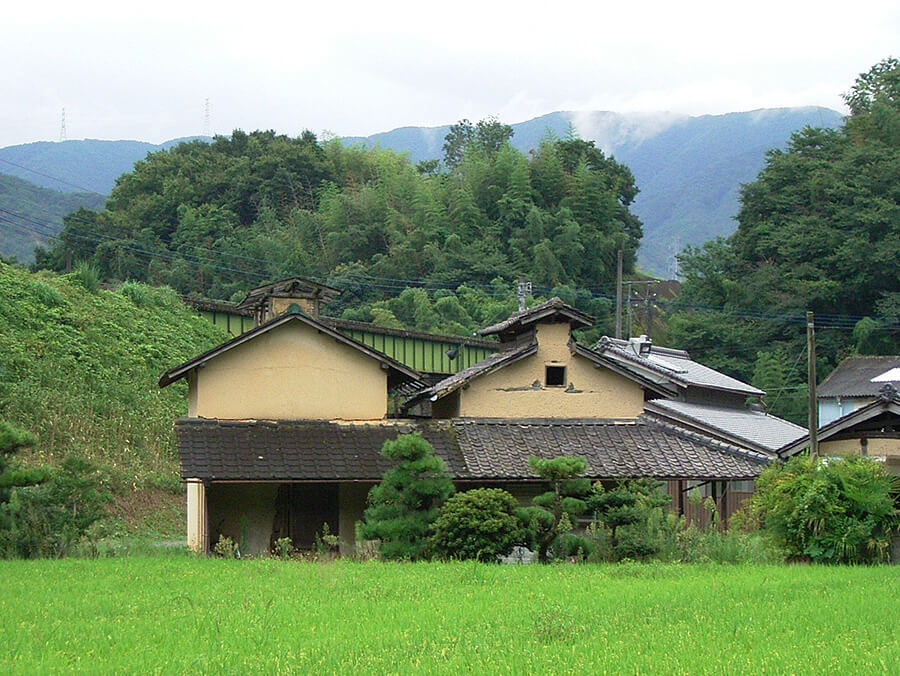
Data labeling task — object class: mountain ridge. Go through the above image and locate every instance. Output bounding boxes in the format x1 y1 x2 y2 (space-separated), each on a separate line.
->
0 108 843 274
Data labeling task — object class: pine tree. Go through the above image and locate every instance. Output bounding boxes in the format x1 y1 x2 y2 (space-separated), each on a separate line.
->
361 434 454 560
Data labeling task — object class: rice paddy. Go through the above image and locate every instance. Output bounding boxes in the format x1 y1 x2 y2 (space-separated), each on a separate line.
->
2 557 897 674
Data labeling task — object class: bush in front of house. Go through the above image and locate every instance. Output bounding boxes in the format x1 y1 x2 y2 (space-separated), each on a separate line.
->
519 456 595 563
431 488 524 562
361 433 455 560
588 479 672 561
748 455 900 564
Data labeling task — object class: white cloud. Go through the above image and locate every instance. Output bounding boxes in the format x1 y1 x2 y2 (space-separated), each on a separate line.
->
0 0 898 146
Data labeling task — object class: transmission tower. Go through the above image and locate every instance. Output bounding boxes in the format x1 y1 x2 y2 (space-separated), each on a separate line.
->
203 98 211 137
59 108 67 142
669 236 680 280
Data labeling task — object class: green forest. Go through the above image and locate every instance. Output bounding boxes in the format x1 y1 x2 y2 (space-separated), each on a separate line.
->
668 58 900 421
34 119 639 337
31 59 900 422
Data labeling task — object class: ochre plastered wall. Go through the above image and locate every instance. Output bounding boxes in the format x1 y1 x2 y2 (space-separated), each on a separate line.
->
457 322 644 418
192 321 388 420
819 437 900 459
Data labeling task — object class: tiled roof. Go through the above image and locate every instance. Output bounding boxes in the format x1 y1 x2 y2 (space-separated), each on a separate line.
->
645 399 806 453
817 356 900 398
176 419 465 481
454 417 767 480
594 337 764 397
478 298 593 337
176 416 768 482
405 343 538 404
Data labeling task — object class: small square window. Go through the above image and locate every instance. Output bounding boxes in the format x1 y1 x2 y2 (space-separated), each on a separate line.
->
545 365 566 387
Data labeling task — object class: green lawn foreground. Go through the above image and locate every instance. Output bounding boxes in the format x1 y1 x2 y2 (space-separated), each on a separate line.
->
2 558 897 675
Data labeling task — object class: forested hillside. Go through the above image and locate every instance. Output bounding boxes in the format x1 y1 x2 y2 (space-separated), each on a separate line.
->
667 58 900 422
345 107 844 274
2 109 840 273
35 125 638 335
0 173 104 262
0 263 226 531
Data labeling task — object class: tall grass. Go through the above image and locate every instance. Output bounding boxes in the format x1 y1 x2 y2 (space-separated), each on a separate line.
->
0 265 226 488
1 558 897 674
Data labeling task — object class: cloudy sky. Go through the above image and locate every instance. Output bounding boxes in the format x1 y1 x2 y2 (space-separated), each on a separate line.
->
2 0 898 148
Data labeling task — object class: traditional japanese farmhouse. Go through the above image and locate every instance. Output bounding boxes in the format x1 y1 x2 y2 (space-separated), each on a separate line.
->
161 279 781 554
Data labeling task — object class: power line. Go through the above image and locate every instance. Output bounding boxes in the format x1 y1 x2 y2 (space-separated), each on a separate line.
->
4 205 900 330
0 158 102 195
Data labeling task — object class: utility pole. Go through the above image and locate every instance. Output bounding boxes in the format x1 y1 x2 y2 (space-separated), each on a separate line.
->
615 250 623 339
59 108 67 142
807 311 818 459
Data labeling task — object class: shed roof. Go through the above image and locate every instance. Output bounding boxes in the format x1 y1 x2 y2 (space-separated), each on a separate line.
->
817 356 900 398
405 342 539 405
645 399 806 454
593 337 764 397
176 415 768 482
158 309 421 388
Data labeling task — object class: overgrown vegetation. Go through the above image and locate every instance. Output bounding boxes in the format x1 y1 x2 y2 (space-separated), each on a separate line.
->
34 123 640 339
747 455 900 564
0 262 227 540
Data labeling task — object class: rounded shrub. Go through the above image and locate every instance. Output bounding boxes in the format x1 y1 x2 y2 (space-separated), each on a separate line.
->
431 488 523 562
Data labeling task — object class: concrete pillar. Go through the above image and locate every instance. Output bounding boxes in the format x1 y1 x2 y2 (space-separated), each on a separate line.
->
186 479 207 554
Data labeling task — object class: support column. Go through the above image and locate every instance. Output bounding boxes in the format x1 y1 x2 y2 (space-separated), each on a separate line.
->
186 479 208 554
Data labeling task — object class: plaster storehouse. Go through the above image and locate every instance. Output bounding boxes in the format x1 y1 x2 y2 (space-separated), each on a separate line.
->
162 282 772 554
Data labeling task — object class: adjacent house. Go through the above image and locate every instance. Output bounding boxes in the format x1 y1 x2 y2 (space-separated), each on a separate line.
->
161 280 779 555
816 356 900 425
778 382 900 475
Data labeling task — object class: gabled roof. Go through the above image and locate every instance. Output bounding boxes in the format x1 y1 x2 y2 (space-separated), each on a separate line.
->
234 276 341 311
176 415 769 482
572 343 678 397
158 308 421 387
645 399 806 454
817 356 900 398
405 342 539 405
778 389 900 458
593 337 764 397
478 297 593 338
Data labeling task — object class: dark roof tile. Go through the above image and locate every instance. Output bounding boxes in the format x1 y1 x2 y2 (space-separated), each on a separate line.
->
176 417 767 482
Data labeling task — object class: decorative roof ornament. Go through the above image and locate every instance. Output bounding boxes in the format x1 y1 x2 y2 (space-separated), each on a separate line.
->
877 382 898 401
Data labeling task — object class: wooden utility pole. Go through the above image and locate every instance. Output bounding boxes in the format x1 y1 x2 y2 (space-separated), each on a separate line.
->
615 250 623 339
807 311 818 459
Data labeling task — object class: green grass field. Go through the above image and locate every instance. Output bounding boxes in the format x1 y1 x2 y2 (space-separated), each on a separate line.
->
2 558 897 674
